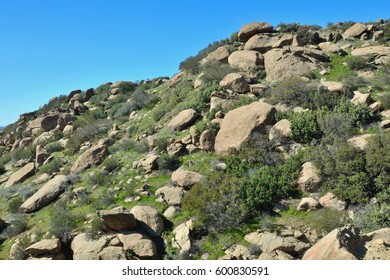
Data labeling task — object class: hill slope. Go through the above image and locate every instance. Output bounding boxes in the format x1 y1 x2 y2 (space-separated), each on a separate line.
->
0 20 390 260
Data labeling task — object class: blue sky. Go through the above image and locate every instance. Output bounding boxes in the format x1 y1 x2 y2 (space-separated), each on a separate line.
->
0 0 389 126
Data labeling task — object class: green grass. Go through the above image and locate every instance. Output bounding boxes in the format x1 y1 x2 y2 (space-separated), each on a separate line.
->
324 54 354 81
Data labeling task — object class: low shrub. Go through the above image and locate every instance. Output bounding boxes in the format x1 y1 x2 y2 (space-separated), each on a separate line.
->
157 154 180 172
345 55 371 71
290 111 322 144
200 61 237 83
49 200 78 242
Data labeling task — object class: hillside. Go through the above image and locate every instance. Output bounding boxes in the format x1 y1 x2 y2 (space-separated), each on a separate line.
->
0 20 390 260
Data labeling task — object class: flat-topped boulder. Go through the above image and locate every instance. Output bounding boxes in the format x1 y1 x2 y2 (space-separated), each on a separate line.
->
130 205 164 236
238 22 273 42
244 34 279 53
167 109 198 131
171 168 203 189
228 50 264 72
25 239 61 257
5 162 35 188
97 206 137 231
343 23 367 38
219 73 250 94
118 233 157 258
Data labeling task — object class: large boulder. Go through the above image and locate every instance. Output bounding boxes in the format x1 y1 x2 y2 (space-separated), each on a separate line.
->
214 101 276 154
202 46 231 64
130 205 164 236
118 233 157 258
244 34 279 53
264 49 314 82
25 239 61 257
35 145 50 165
71 233 109 260
70 144 108 173
297 162 322 192
318 42 344 54
20 175 70 213
351 46 390 56
297 197 321 212
302 226 360 260
228 50 264 72
343 23 367 38
27 114 60 132
97 207 137 231
269 119 291 142
99 246 126 260
171 168 203 189
219 73 250 93
319 192 347 211
167 109 198 131
272 34 294 48
155 185 184 206
169 72 186 88
172 220 194 256
199 130 216 152
5 162 35 188
238 22 273 42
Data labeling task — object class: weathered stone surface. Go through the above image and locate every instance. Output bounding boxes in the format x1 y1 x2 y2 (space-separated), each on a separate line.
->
228 50 264 71
244 34 279 53
382 109 390 119
70 144 108 173
169 72 186 88
172 220 194 256
215 101 275 154
25 239 61 256
20 175 70 213
297 162 321 193
97 207 137 231
130 205 164 236
35 145 50 165
118 233 157 258
223 244 253 260
199 130 216 152
84 88 95 102
269 119 291 142
320 81 345 92
343 23 368 38
171 168 203 189
351 91 371 105
203 46 231 64
167 109 198 131
238 22 273 42
319 192 347 211
5 162 35 188
348 134 374 150
351 46 390 56
303 226 359 260
71 233 109 260
369 101 382 112
219 73 250 93
272 34 294 48
194 72 204 89
210 92 239 111
297 197 321 211
318 42 344 54
137 154 159 171
33 132 52 146
99 246 126 260
166 142 185 157
264 49 313 82
362 228 390 260
155 185 184 206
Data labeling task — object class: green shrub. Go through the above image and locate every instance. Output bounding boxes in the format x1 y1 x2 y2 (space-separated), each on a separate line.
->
85 216 106 240
376 92 390 109
103 156 120 173
268 78 312 107
89 170 107 187
39 158 62 175
0 214 27 238
200 61 237 83
8 196 23 214
157 154 180 172
334 99 377 126
45 142 64 153
345 55 371 71
37 95 67 116
290 111 322 144
317 112 355 144
49 200 78 242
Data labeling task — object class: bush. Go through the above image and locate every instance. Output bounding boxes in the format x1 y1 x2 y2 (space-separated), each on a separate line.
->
377 92 390 109
49 200 77 242
45 142 64 153
268 78 312 107
157 154 180 172
200 61 237 83
89 170 107 187
0 164 5 175
39 158 62 175
334 99 377 126
103 156 120 173
85 216 106 240
0 214 27 238
290 111 322 144
317 112 355 144
8 196 23 214
345 56 371 71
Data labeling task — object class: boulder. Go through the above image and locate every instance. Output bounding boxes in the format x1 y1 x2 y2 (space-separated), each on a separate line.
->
130 205 164 236
348 134 374 150
155 185 184 206
203 46 231 64
41 114 60 132
67 89 82 102
172 220 194 256
199 130 216 152
20 175 70 213
33 132 52 146
219 73 250 93
302 226 360 260
382 109 390 119
99 246 126 260
228 50 264 72
5 162 35 188
63 125 74 135
167 109 198 131
244 34 279 53
171 168 203 189
210 92 239 111
194 73 205 89
269 119 291 142
272 34 294 48
169 72 186 88
318 42 344 54
319 192 347 211
362 228 390 260
297 162 322 193
139 154 159 171
166 142 186 157
223 244 253 260
369 101 382 112
163 206 178 218
214 101 275 154
118 233 157 258
70 144 108 173
238 22 273 42
264 49 314 82
97 207 137 231
297 197 321 211
320 81 345 92
351 46 390 56
351 91 371 105
343 23 368 38
35 145 50 165
25 239 61 256
380 119 390 129
84 88 95 102
71 233 109 260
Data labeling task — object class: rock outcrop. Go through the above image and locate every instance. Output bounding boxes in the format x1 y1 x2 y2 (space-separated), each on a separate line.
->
97 207 137 231
167 109 198 131
5 162 35 188
238 22 273 42
130 205 164 236
70 144 108 173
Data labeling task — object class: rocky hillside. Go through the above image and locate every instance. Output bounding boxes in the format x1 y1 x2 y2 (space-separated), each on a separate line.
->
0 20 390 260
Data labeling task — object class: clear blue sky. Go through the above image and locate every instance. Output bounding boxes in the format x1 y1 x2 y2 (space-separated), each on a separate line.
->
0 0 389 126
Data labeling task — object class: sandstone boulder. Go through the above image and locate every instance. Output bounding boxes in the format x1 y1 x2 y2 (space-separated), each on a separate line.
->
166 142 186 157
169 72 186 88
272 34 294 48
319 192 347 211
302 226 360 260
297 197 321 211
130 205 164 236
70 144 108 173
228 50 264 72
194 73 204 89
20 175 70 213
5 162 35 188
320 81 345 92
167 109 198 131
238 22 273 42
244 34 279 53
155 185 184 206
351 46 390 56
219 73 250 93
269 119 291 142
118 233 157 258
35 145 50 165
297 162 321 192
71 233 109 260
214 101 275 154
172 220 194 256
318 42 344 54
362 228 390 260
199 130 216 152
351 91 371 105
84 88 95 102
99 246 126 260
171 168 203 189
348 134 374 150
343 23 368 38
97 207 137 231
203 46 231 64
25 239 61 257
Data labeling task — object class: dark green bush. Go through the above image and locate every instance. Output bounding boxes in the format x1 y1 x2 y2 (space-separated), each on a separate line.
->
157 154 180 172
103 156 120 173
377 92 390 109
345 56 371 71
0 214 27 238
45 142 64 153
317 112 355 144
334 99 377 126
200 61 237 83
49 200 78 242
290 111 322 144
268 78 312 107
